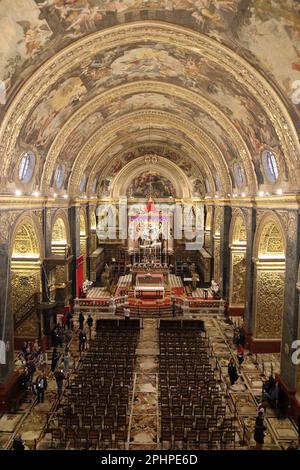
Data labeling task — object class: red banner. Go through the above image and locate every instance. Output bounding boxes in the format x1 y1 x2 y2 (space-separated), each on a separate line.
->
76 255 84 298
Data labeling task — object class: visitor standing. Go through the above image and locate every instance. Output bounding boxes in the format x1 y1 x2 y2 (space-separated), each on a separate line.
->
79 312 84 330
79 329 87 353
51 347 60 373
63 346 70 374
254 411 267 450
228 358 238 386
87 314 93 341
35 371 47 404
54 368 66 402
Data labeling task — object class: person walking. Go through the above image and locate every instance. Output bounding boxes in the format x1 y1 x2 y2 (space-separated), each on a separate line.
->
12 434 25 451
63 346 70 374
87 314 93 341
228 358 238 386
254 411 267 450
54 368 66 402
35 371 47 404
124 307 130 320
51 347 60 373
78 329 87 353
236 343 245 369
79 312 84 330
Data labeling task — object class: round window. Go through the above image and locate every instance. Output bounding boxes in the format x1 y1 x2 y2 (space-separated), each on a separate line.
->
262 150 279 183
18 151 35 183
54 164 65 189
234 163 244 188
79 174 87 193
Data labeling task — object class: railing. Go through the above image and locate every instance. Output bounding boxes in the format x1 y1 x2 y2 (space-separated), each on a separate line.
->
74 293 225 316
14 293 39 330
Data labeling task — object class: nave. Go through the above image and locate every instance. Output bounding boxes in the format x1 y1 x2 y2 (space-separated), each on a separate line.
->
0 316 298 451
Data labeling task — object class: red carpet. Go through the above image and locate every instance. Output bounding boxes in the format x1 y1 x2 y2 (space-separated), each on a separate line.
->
171 287 185 296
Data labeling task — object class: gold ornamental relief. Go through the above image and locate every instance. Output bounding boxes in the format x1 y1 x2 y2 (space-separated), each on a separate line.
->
214 240 220 283
255 270 284 339
0 211 20 244
11 271 41 318
55 265 67 284
230 252 246 306
15 314 39 337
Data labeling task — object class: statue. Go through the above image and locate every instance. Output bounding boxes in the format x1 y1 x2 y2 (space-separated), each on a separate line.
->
82 279 93 293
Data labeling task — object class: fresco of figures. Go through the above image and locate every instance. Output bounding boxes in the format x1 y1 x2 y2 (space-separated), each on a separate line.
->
13 37 281 182
127 172 176 198
0 0 299 128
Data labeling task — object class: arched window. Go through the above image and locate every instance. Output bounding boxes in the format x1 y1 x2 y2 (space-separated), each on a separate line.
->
79 174 87 193
54 164 65 189
234 163 244 188
18 151 35 183
262 150 279 183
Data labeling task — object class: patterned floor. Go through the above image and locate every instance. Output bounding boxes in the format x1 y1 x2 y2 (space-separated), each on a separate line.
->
86 287 110 298
1 315 298 450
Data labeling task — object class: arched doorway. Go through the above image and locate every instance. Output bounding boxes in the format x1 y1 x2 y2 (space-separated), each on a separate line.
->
229 211 247 315
11 217 42 346
80 210 88 279
49 213 71 302
252 213 286 351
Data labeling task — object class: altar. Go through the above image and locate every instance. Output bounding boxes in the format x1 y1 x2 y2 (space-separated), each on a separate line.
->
134 272 165 298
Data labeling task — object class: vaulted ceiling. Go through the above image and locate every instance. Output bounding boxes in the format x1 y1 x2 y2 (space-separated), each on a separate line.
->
0 1 299 199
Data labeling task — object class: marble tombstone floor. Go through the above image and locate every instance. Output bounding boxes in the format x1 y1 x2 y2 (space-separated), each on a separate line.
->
0 316 298 450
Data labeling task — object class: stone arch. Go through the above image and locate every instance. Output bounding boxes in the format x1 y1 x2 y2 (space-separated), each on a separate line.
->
110 155 192 199
252 212 286 348
51 210 70 256
228 210 247 312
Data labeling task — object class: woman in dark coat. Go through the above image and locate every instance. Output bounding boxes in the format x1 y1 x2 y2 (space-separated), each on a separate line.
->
51 347 60 373
228 358 238 386
254 412 267 450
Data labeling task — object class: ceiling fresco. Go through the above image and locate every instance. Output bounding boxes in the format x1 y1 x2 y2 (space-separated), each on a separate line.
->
0 1 299 197
1 0 299 126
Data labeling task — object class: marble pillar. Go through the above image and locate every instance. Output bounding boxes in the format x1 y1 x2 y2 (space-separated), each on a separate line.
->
242 208 256 336
0 242 14 384
68 205 81 298
219 206 231 300
279 211 300 397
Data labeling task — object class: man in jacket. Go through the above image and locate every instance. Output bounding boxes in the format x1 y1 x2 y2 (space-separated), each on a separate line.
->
36 371 47 404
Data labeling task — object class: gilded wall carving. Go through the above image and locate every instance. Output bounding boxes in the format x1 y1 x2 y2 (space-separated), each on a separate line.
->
230 252 246 306
80 237 88 278
0 211 20 244
55 265 67 285
255 270 284 339
214 239 220 283
11 268 41 337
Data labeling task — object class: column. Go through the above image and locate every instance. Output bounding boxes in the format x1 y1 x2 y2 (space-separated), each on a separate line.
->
278 210 300 414
243 208 256 337
69 205 81 298
0 242 14 384
219 205 231 300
